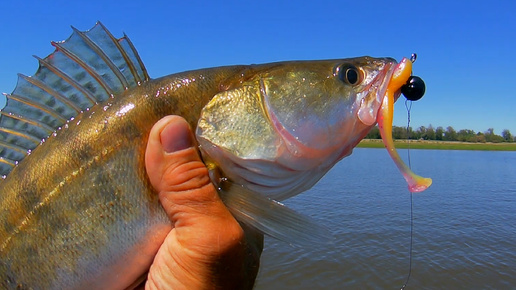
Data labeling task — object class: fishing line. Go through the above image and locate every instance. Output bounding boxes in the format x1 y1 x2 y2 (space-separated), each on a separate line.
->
400 99 414 290
405 100 413 168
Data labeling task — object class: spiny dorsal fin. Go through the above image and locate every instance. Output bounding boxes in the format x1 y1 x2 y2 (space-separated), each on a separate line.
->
0 22 149 178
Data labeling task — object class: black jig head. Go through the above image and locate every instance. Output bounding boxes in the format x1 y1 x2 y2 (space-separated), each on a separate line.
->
402 53 425 101
402 76 426 101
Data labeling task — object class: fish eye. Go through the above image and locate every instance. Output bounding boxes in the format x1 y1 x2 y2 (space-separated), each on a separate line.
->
337 64 362 86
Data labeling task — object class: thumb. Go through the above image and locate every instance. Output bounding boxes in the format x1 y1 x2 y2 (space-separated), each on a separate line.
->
144 116 263 289
144 115 231 223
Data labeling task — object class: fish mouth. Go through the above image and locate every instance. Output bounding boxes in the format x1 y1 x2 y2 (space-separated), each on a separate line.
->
356 61 397 126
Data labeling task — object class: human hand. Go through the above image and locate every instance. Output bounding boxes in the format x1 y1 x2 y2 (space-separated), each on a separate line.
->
144 116 264 289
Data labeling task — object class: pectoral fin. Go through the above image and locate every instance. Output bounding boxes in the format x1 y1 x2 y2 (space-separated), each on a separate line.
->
216 179 333 247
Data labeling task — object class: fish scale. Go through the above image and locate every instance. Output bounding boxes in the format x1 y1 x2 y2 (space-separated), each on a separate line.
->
0 22 430 288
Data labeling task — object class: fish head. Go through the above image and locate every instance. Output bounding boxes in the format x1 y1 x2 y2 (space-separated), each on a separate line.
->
197 57 428 200
257 57 397 157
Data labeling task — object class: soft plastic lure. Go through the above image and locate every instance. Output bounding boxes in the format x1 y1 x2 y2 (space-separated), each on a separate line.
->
378 57 432 192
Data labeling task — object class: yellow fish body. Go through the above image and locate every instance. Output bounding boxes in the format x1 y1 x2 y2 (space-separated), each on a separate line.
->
0 23 430 288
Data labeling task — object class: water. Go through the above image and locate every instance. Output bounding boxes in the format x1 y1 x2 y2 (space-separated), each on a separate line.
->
254 148 516 289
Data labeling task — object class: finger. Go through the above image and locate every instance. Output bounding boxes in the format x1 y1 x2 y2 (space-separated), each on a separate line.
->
144 116 263 289
144 115 231 222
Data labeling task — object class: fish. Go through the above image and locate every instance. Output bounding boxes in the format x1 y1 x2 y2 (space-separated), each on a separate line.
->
0 22 431 289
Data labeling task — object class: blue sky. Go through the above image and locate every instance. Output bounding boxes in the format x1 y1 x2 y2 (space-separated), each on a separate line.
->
0 0 514 135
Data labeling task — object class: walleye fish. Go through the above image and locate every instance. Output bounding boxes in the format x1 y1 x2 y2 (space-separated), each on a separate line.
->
0 23 431 289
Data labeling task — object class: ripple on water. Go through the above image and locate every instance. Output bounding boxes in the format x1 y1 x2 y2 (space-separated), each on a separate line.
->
255 149 516 289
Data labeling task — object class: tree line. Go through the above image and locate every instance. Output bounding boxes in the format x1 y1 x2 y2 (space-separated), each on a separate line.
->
365 125 514 143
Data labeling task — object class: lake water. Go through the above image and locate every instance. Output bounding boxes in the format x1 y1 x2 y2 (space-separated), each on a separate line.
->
254 148 516 289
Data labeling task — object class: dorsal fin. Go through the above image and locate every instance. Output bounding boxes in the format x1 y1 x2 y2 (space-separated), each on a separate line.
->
0 22 149 178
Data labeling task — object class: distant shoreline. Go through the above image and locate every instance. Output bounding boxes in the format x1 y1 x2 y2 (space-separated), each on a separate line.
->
357 139 516 151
